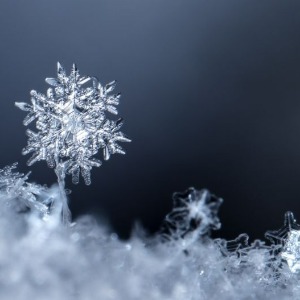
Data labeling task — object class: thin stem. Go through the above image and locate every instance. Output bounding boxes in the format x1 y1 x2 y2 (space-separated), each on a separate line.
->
54 158 71 225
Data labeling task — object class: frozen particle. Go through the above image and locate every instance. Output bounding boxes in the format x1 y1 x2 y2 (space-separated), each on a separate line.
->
15 63 131 185
281 230 300 273
0 163 51 215
265 211 300 250
160 188 223 243
263 211 300 277
215 233 249 257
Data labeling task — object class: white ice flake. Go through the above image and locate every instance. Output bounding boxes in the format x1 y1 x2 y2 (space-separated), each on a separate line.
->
160 188 223 245
0 163 52 216
281 230 300 273
16 62 131 185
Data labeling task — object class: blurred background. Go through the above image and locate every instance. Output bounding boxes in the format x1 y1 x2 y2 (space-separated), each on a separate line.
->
0 0 300 240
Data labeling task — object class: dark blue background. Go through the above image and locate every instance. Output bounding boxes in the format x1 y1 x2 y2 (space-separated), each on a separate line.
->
1 0 300 240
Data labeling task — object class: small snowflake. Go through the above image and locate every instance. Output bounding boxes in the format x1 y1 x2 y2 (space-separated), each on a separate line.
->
281 230 300 273
0 163 51 215
264 212 300 275
160 188 223 243
16 63 130 185
265 212 300 250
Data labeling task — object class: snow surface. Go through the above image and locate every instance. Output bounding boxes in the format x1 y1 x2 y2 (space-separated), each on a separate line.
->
0 167 300 300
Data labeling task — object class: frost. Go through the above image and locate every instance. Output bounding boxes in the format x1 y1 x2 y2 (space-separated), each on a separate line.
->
1 170 300 299
15 62 130 185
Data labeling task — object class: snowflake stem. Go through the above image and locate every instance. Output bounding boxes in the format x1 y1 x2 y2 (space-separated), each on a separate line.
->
54 158 71 225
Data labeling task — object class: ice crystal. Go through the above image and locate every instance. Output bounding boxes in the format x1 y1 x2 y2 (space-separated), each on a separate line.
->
281 230 300 273
0 163 52 216
15 62 130 185
265 212 300 251
215 233 249 257
238 240 282 283
160 188 223 245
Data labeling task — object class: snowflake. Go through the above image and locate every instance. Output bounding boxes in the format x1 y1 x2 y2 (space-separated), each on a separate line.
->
263 212 300 275
16 63 131 185
265 211 300 250
160 188 223 243
0 163 51 215
281 230 300 273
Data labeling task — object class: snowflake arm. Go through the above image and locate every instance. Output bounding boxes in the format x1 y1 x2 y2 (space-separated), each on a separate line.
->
265 211 300 247
99 119 131 160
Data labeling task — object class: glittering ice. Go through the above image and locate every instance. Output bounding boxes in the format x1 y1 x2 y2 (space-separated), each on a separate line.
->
281 230 300 273
0 177 300 299
16 63 130 185
0 163 54 216
160 188 222 245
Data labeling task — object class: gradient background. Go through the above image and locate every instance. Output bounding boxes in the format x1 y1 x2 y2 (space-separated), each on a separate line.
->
0 0 300 240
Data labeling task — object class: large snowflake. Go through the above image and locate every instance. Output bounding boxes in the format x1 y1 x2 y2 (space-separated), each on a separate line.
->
16 63 130 185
